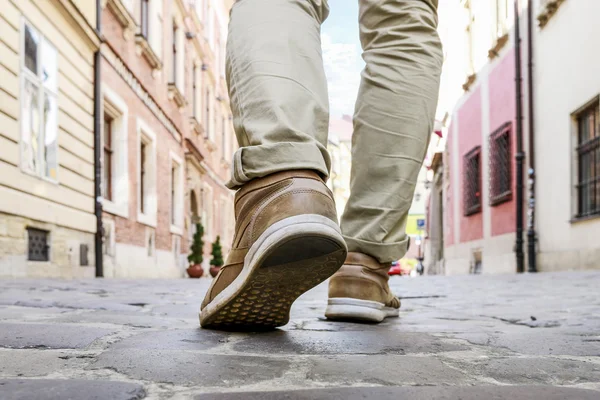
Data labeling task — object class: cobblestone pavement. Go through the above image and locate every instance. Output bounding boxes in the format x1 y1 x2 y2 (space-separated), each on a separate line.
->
0 271 599 399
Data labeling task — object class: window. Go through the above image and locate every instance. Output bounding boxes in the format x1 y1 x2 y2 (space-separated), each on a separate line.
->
137 119 157 226
103 114 114 202
494 0 510 38
221 116 226 158
27 227 49 262
21 21 58 180
171 22 177 84
140 141 147 213
102 87 130 218
204 87 211 139
193 65 199 119
146 228 155 257
489 122 512 206
575 100 600 218
172 235 181 262
140 0 149 39
170 153 184 234
463 146 482 216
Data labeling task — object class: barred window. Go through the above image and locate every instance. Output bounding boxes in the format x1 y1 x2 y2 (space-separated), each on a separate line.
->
463 146 482 216
27 227 49 262
489 122 512 206
575 101 600 218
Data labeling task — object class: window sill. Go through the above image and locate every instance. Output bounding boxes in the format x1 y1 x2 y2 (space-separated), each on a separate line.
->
104 0 137 39
488 33 509 60
135 34 162 71
205 139 217 153
570 213 600 225
462 73 477 92
464 206 482 217
190 117 204 136
490 191 512 207
137 211 157 228
21 167 59 185
103 199 129 219
168 83 187 109
170 224 183 236
537 0 566 29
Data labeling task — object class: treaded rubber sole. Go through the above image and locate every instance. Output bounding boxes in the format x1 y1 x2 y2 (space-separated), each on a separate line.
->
325 297 400 323
200 215 347 330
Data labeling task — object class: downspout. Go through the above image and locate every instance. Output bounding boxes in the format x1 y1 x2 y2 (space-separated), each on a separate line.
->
514 0 525 273
526 0 537 272
94 0 104 277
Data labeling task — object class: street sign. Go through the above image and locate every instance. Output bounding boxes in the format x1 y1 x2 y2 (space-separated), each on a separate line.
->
417 218 425 229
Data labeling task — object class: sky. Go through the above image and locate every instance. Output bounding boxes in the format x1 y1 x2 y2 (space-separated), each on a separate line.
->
321 0 364 119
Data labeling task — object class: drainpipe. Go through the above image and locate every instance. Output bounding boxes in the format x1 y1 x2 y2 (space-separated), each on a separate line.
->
94 0 104 277
526 0 537 272
514 0 525 273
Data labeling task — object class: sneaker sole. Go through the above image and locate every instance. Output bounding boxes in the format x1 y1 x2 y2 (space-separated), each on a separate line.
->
200 214 347 330
325 298 400 323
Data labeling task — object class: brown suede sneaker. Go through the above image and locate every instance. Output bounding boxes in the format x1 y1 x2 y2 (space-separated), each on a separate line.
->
325 252 400 323
200 170 347 330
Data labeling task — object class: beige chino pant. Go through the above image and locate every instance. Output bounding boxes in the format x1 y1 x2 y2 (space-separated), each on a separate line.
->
226 0 443 263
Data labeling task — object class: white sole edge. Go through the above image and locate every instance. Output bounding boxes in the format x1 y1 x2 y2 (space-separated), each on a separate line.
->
325 297 399 323
200 214 346 325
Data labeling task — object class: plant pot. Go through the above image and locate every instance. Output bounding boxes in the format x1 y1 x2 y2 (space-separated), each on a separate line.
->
209 265 222 278
187 264 204 278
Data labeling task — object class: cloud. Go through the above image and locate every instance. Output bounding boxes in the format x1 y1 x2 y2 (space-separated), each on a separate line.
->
321 33 362 118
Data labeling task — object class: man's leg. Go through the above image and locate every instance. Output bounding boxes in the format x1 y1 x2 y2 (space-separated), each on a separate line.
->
225 0 331 189
327 0 443 322
200 0 348 330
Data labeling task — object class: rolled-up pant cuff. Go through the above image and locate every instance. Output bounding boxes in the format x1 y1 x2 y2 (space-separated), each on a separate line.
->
343 235 410 264
226 142 330 190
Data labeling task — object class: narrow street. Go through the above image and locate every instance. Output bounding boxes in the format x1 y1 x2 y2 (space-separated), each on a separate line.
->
1 272 599 399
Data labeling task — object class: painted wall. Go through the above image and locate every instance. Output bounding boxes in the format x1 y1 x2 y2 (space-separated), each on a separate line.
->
487 49 517 237
534 0 600 271
458 87 484 243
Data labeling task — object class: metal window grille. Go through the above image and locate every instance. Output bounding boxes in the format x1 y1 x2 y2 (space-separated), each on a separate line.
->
463 146 482 216
489 122 512 206
27 228 49 262
576 101 600 218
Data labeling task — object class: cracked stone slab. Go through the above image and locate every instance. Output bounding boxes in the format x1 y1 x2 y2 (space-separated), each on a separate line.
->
307 355 470 385
105 328 226 350
233 330 468 355
0 323 114 349
0 350 94 377
91 352 290 386
0 379 146 400
456 331 600 356
471 357 600 385
196 386 600 400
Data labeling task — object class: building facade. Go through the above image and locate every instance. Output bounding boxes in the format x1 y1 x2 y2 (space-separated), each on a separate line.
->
0 0 236 279
429 0 528 275
0 0 100 277
100 0 235 278
429 0 599 274
533 0 600 271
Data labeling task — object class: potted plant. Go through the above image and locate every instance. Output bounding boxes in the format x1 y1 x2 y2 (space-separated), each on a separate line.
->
187 223 204 278
209 236 224 278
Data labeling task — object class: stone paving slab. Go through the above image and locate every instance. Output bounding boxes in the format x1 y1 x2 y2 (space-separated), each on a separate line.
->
0 379 146 400
0 323 114 349
196 386 600 400
0 272 599 398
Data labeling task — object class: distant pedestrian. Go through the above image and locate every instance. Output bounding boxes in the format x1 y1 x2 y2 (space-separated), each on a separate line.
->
200 0 443 330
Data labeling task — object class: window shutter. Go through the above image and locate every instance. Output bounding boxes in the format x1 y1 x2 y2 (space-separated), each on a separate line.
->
150 0 163 59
